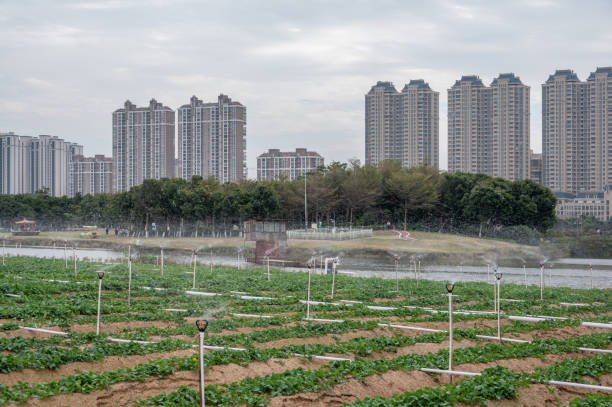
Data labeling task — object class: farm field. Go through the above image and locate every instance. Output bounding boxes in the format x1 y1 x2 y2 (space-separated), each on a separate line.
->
0 256 611 406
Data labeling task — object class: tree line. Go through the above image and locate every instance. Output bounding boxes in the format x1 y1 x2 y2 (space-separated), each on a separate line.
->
0 160 557 239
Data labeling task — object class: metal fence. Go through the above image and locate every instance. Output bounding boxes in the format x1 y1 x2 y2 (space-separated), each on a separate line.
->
287 228 373 240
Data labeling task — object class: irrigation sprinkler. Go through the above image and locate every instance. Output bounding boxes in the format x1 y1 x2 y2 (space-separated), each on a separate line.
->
446 282 455 379
539 262 544 301
2 240 5 266
589 264 593 289
195 319 209 407
96 271 104 335
523 265 527 288
330 258 338 298
548 263 552 286
192 250 198 289
487 264 490 283
64 241 67 268
266 256 270 281
306 263 312 319
394 255 399 292
495 272 502 344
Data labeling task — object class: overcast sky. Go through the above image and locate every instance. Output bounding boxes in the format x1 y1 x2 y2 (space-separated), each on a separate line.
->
1 0 610 175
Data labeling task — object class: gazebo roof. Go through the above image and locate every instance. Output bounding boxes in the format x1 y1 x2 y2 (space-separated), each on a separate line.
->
14 219 35 224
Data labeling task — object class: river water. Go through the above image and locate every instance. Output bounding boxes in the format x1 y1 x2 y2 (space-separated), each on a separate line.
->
2 245 610 290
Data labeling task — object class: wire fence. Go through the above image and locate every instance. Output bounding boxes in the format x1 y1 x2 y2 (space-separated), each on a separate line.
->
287 228 373 240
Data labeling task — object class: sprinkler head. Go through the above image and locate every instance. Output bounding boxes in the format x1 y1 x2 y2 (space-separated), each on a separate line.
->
307 263 311 269
495 273 502 280
394 255 398 261
446 283 454 293
98 272 104 279
195 319 209 332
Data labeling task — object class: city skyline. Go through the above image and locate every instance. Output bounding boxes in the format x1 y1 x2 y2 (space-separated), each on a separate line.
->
1 1 611 175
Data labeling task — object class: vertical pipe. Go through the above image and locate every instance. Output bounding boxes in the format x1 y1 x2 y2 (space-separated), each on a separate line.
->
497 278 501 343
331 261 336 298
198 331 205 407
306 265 311 319
73 246 77 278
590 264 593 289
267 257 270 281
2 240 5 266
524 265 527 288
394 257 398 292
64 243 68 268
448 291 453 371
161 248 164 276
210 248 213 273
487 264 490 283
540 263 544 301
96 273 103 335
192 252 197 289
128 253 132 307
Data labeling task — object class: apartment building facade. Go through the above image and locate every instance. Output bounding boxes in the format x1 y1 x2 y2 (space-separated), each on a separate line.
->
365 80 439 168
448 74 530 180
555 190 611 221
71 155 113 196
177 94 246 183
0 133 82 196
257 148 324 181
112 99 175 192
542 67 612 195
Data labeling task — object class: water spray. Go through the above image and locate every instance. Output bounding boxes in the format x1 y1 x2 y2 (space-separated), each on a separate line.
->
195 319 209 407
495 272 502 344
96 271 104 335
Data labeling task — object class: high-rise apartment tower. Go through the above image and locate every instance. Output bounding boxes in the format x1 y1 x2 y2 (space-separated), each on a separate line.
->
365 80 438 168
112 99 175 192
177 94 246 183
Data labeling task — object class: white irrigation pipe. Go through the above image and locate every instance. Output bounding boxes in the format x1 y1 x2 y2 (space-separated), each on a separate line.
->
232 313 272 319
330 260 337 298
559 302 588 307
394 256 399 292
240 295 274 300
196 320 208 407
164 308 188 312
304 317 345 323
267 256 270 282
210 248 213 273
299 300 345 306
160 248 164 276
2 240 5 265
73 246 77 278
590 264 593 289
339 300 363 304
496 273 501 343
377 323 445 333
523 265 527 288
578 347 612 354
448 286 453 372
581 322 612 329
96 272 103 336
548 380 612 392
6 293 19 298
509 316 546 323
107 337 153 344
128 248 132 307
421 368 481 377
19 326 67 335
293 353 353 362
367 305 397 311
540 263 544 301
186 291 218 296
306 264 311 319
192 252 197 289
64 242 67 268
475 335 529 344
